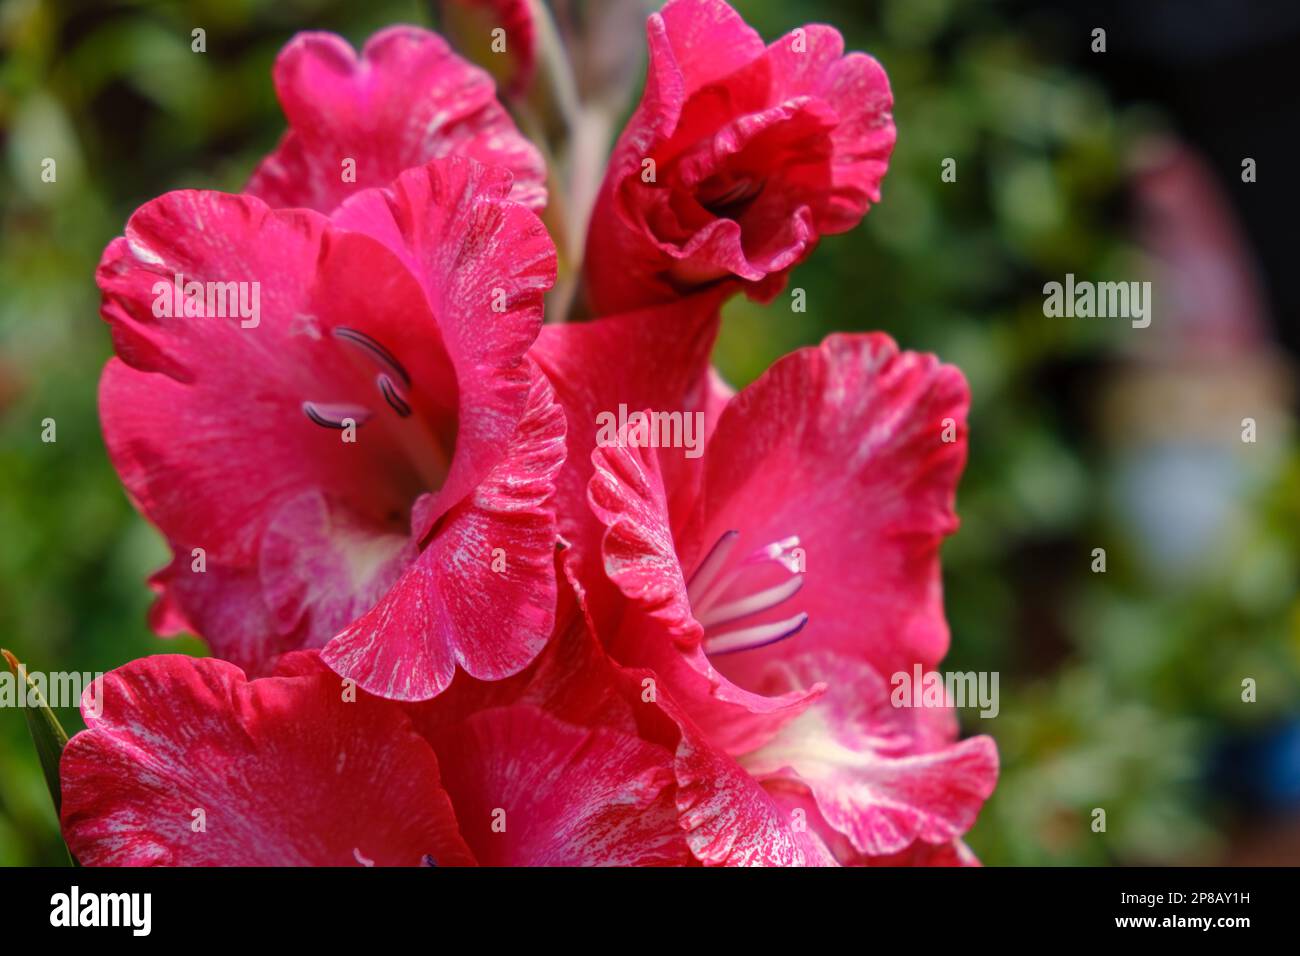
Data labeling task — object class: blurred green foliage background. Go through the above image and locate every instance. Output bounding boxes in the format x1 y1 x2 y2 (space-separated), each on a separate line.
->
2 0 1298 866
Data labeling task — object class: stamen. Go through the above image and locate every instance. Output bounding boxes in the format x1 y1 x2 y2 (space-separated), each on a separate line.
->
752 535 803 573
685 530 739 603
688 530 808 658
377 374 412 418
696 575 804 630
688 532 795 614
300 328 447 493
333 326 411 386
302 401 372 430
704 611 808 656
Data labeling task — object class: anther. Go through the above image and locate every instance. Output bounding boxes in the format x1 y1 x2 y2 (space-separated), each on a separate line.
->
377 374 412 418
333 326 410 386
302 401 372 430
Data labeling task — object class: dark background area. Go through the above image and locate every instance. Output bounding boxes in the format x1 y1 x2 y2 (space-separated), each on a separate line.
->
1019 0 1300 352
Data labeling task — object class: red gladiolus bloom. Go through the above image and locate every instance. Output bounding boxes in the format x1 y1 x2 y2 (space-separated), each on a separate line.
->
584 0 895 312
98 158 560 700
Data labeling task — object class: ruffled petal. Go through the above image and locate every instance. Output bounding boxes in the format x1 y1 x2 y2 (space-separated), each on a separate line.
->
742 651 998 857
668 698 836 866
765 781 983 866
246 26 545 213
763 25 895 229
144 555 294 675
321 361 565 700
60 655 475 866
435 704 690 865
589 439 697 641
530 292 723 603
657 0 765 96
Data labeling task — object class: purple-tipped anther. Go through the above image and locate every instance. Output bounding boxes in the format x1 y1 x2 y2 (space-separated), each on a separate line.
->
302 401 372 430
333 326 410 386
377 373 412 418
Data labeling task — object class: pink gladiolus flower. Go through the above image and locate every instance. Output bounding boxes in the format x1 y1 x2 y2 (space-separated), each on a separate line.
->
246 26 546 214
536 316 997 863
97 157 561 700
584 0 896 313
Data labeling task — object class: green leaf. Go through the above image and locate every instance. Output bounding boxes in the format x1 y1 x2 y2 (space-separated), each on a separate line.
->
2 648 77 865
